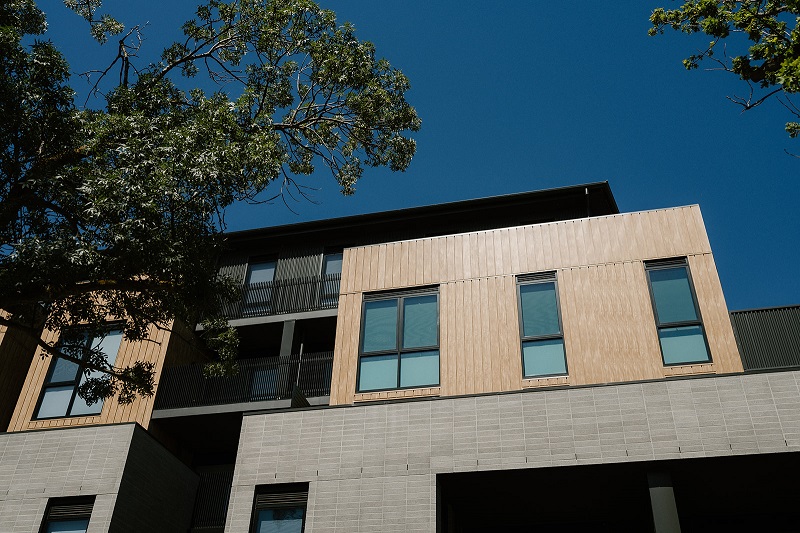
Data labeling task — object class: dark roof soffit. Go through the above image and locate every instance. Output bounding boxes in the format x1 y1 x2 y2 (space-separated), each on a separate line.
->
224 181 618 244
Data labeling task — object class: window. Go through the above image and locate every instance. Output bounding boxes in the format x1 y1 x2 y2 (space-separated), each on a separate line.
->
35 329 123 419
517 272 568 378
645 258 711 365
320 252 343 306
244 258 277 315
251 484 308 533
39 496 94 533
358 288 440 392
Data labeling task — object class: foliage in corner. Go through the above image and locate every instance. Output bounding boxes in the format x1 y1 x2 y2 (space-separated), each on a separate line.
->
0 0 419 405
650 0 800 137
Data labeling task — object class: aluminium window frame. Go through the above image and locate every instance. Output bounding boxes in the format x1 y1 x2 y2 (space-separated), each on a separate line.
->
249 483 309 533
356 286 441 393
516 271 569 378
644 257 713 366
38 496 95 533
33 327 123 421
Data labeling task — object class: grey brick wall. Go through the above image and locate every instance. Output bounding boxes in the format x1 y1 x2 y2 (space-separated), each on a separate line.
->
0 423 197 533
109 426 198 533
226 369 800 533
0 424 133 533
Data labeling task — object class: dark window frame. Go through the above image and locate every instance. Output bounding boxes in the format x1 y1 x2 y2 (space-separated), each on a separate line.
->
516 272 569 378
39 496 95 533
356 286 441 393
245 256 278 285
644 258 712 366
33 327 123 420
250 483 308 533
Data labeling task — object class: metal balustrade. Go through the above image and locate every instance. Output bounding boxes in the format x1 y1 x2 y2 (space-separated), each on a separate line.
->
153 351 334 410
221 273 341 319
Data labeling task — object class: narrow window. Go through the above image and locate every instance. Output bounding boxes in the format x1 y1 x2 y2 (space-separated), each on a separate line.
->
320 252 343 307
251 484 308 533
243 258 277 315
358 288 440 392
35 329 123 419
517 272 567 378
645 258 711 365
39 496 94 533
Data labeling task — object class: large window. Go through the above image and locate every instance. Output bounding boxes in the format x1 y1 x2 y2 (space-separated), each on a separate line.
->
517 272 568 378
358 288 440 392
251 484 308 533
39 496 94 533
35 329 123 419
646 258 711 365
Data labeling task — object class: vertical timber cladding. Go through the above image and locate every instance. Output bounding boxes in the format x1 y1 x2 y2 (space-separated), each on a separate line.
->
330 206 743 405
7 321 178 432
0 321 39 431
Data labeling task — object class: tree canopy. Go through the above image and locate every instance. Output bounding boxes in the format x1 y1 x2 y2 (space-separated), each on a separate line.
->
0 0 420 404
650 0 800 137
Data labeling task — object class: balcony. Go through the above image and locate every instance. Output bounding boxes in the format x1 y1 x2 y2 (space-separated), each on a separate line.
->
153 351 333 411
221 273 341 319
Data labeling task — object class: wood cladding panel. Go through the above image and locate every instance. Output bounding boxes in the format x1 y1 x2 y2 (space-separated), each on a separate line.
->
331 206 738 405
0 323 39 431
688 253 743 374
6 321 201 432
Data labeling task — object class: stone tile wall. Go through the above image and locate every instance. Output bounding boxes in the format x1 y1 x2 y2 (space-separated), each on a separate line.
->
226 370 800 533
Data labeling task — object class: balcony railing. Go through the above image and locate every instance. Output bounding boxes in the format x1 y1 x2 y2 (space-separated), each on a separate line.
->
221 273 341 319
190 465 234 531
153 351 334 411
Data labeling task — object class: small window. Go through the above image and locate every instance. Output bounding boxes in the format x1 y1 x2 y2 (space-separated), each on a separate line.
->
251 484 308 533
517 272 567 378
645 259 711 365
35 329 123 419
39 496 94 533
358 288 440 392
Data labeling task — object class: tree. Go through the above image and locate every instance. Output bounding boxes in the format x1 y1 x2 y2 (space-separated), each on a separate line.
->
650 1 800 137
0 0 420 404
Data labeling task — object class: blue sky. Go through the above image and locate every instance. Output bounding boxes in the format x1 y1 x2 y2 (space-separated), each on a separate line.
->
39 0 800 311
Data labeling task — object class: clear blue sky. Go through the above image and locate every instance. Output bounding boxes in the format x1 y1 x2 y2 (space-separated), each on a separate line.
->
39 0 800 311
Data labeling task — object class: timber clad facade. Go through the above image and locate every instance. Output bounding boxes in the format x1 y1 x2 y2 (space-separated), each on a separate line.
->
0 182 799 532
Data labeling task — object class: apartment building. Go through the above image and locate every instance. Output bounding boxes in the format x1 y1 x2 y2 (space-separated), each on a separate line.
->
1 182 799 532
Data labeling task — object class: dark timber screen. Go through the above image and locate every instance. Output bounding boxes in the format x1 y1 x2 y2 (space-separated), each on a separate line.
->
153 351 333 410
221 273 341 319
731 305 800 371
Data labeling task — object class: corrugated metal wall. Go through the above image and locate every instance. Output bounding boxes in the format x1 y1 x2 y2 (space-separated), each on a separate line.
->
731 305 800 370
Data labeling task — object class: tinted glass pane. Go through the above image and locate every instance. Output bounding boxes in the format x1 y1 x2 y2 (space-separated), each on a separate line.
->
520 282 560 337
94 329 123 367
522 339 567 377
400 350 439 388
358 354 398 391
649 267 698 324
362 299 397 352
36 385 72 418
323 253 343 275
402 295 438 349
46 519 90 533
247 261 276 284
659 325 710 365
255 507 305 533
49 357 80 383
251 367 278 400
69 373 103 416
